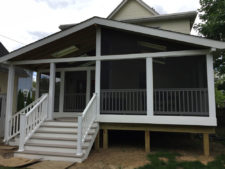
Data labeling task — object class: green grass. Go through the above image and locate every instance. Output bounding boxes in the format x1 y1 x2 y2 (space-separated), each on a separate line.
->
136 152 225 169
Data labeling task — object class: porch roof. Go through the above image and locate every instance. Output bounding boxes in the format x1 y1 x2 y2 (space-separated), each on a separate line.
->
0 17 225 68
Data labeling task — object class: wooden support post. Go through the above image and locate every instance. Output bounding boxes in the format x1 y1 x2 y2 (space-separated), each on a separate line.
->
203 133 210 156
146 58 154 116
145 130 150 153
103 129 108 149
4 65 15 142
35 72 40 99
94 131 100 150
86 70 91 105
48 63 55 120
59 71 65 114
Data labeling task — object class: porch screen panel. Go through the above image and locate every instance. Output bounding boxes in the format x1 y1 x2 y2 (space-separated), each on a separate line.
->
64 71 87 112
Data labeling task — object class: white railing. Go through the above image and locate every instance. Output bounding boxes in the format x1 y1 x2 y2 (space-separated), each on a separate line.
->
100 88 209 116
101 89 146 115
18 94 48 151
154 88 209 116
77 93 97 156
6 94 46 142
64 93 86 112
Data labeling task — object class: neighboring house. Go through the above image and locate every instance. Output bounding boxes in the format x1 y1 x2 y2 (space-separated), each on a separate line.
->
0 42 28 138
0 0 225 162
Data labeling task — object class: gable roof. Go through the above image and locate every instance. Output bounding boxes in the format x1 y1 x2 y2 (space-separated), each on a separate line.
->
107 0 159 19
123 11 197 23
0 42 9 57
0 17 225 63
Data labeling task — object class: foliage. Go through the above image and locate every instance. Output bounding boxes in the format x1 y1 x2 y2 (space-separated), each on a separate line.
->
17 90 25 111
137 152 225 169
26 91 33 106
195 0 225 75
215 75 225 107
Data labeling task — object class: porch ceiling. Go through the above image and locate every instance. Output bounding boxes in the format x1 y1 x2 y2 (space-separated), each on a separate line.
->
11 25 96 70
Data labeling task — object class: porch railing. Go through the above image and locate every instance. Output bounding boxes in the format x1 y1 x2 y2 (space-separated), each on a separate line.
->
100 88 209 116
64 93 86 112
6 94 47 142
19 94 48 151
76 93 97 156
101 89 146 115
154 88 209 116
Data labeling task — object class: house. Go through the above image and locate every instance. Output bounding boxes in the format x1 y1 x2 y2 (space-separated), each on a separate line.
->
0 0 224 162
0 42 28 138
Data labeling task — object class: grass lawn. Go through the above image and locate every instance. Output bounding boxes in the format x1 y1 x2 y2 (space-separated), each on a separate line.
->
137 152 225 169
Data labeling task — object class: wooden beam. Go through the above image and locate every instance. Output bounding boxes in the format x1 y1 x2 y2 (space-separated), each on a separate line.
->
203 133 210 156
206 54 216 118
4 65 15 142
146 57 153 116
100 123 215 134
145 130 150 153
48 63 55 120
94 131 100 151
103 129 108 149
11 49 210 65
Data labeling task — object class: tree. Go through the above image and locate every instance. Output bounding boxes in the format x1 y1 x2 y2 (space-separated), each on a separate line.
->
17 90 25 111
195 0 225 75
26 91 33 106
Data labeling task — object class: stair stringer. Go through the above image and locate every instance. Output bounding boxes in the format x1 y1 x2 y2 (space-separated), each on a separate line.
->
81 122 99 162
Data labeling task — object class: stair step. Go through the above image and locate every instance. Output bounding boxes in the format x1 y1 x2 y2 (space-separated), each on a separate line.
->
25 143 88 149
31 136 92 142
42 122 78 127
36 128 96 134
27 138 80 146
15 150 84 162
24 144 86 154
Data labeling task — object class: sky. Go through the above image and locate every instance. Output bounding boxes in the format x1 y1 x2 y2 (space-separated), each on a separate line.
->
0 0 201 52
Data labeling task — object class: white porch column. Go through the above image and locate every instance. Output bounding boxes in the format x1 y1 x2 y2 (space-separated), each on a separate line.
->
4 65 15 141
86 70 91 104
35 72 40 99
206 54 216 118
146 58 154 116
48 63 56 120
59 71 65 113
95 27 101 116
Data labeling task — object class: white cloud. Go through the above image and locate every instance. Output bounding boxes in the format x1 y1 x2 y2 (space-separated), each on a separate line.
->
0 0 200 52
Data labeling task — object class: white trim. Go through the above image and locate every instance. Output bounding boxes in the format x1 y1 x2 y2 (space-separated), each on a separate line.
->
1 17 225 63
59 71 65 113
47 63 55 120
38 66 95 73
35 72 40 100
86 70 91 105
146 58 153 116
4 65 15 141
206 53 216 118
11 49 210 65
97 115 217 126
53 112 82 118
95 27 101 117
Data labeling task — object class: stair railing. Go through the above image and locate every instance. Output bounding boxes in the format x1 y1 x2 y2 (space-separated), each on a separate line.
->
18 94 48 151
77 93 97 156
6 94 47 142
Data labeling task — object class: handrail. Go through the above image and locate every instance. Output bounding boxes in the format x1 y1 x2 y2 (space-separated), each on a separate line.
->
6 94 48 142
18 94 48 151
77 93 97 156
82 94 97 118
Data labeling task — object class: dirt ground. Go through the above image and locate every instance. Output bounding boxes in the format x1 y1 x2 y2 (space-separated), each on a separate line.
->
70 147 149 169
0 132 225 169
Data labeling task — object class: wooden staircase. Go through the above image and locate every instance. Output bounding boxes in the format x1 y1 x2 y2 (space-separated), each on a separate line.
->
14 120 99 162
